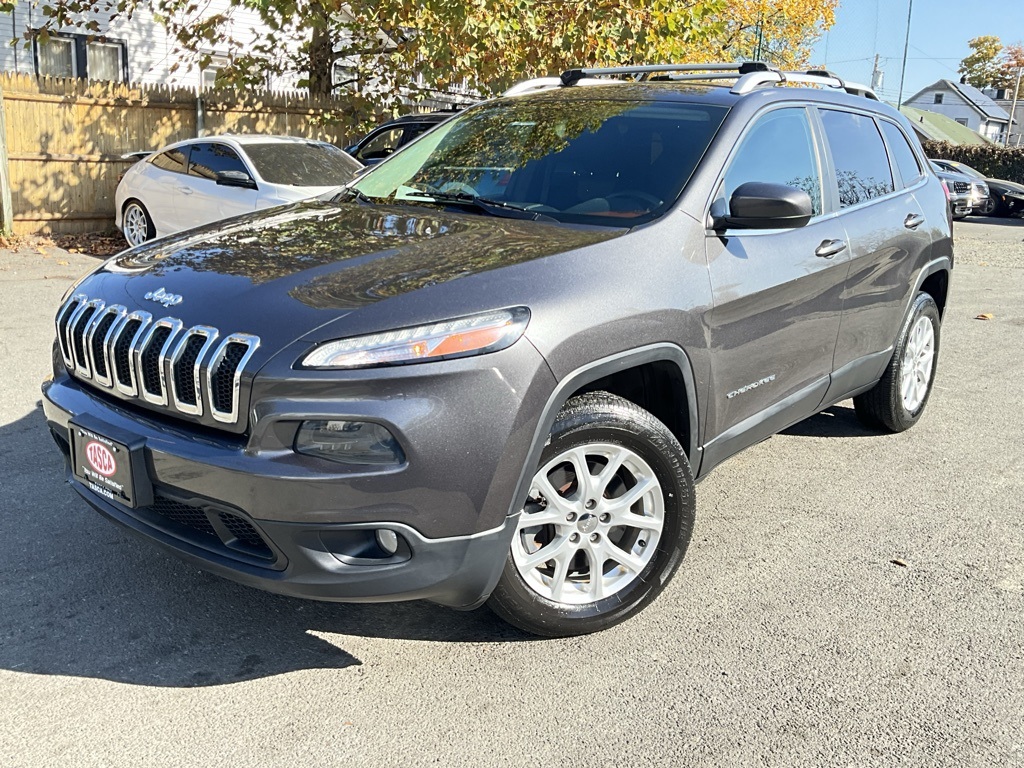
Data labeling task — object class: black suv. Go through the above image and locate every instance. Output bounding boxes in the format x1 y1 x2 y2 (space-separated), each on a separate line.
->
43 63 952 637
345 111 457 165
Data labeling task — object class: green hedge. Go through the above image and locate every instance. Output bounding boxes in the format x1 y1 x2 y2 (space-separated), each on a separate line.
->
921 141 1024 184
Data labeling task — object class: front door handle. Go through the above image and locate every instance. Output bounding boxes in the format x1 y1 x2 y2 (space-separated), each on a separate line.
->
904 213 925 230
815 239 847 259
177 185 194 195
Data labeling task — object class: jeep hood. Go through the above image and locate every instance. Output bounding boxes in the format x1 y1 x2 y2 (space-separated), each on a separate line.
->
79 200 623 352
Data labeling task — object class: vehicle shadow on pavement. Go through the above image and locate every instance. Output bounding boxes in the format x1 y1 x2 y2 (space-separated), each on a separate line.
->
0 406 529 689
781 404 880 439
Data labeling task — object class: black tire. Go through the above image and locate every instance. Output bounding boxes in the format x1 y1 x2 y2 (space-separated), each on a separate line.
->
487 392 696 637
854 292 941 433
122 199 155 247
989 195 1011 218
979 194 998 216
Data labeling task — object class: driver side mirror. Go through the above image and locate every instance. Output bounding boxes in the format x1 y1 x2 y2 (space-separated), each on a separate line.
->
216 170 258 190
712 181 813 230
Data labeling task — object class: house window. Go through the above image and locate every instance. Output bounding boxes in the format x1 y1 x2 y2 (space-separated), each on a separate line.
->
87 42 124 82
200 55 229 90
933 93 944 104
333 60 360 91
34 33 127 81
36 37 76 78
954 118 969 126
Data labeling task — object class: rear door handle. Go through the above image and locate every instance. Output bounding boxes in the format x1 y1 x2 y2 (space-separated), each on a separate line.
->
815 239 847 259
904 213 925 230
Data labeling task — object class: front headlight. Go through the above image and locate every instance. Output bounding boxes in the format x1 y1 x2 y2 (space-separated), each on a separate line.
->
300 307 530 369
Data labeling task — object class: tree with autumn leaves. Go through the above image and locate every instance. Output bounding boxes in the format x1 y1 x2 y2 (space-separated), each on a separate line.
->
4 0 837 123
959 36 1024 90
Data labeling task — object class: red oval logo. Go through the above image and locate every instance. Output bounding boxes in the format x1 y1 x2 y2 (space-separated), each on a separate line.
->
85 441 117 477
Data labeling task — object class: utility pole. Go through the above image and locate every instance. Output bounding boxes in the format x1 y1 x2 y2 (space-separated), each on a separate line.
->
1008 66 1022 146
897 0 914 109
871 54 884 93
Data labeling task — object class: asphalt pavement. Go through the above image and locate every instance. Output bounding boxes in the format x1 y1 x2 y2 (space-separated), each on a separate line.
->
1 218 1022 767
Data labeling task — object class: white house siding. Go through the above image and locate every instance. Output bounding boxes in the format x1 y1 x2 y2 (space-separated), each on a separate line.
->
906 86 984 132
0 1 303 90
995 99 1023 146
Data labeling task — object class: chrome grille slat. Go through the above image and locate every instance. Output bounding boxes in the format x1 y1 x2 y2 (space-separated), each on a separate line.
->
207 334 260 424
55 293 86 368
87 305 128 387
169 326 219 416
113 311 152 397
135 318 183 407
71 299 105 379
54 293 259 427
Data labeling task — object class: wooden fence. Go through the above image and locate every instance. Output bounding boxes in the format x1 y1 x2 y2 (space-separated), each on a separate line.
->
0 73 360 235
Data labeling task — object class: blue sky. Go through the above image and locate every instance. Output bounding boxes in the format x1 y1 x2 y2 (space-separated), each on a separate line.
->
809 0 1023 104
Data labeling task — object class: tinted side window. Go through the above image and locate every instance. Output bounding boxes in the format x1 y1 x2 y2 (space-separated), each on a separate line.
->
358 128 404 161
722 108 822 216
150 147 188 174
188 143 249 180
879 121 922 188
820 110 895 207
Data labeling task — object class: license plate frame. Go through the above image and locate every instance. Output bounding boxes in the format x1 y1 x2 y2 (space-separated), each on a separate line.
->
69 418 153 509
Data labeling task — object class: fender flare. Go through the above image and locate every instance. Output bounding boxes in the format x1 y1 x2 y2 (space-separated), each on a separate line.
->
505 342 700 520
911 257 952 315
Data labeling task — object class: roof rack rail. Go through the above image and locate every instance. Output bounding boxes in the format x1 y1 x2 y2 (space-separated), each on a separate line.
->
559 62 774 87
502 62 878 100
731 69 878 100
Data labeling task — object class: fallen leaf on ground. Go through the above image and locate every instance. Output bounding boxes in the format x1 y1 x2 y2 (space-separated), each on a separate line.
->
975 313 994 320
890 559 908 568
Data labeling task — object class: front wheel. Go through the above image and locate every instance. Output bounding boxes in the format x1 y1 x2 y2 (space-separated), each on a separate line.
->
122 200 155 247
487 392 695 637
854 292 941 432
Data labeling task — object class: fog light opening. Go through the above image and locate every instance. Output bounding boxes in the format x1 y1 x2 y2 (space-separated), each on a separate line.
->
376 529 400 556
295 420 405 467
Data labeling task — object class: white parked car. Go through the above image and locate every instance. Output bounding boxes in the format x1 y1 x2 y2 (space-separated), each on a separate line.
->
114 135 363 246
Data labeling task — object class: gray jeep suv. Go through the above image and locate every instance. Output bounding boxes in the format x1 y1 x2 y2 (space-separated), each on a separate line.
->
43 63 952 637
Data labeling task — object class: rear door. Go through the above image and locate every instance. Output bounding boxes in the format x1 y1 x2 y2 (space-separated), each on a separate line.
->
816 109 932 398
137 146 191 236
179 142 259 230
703 106 849 466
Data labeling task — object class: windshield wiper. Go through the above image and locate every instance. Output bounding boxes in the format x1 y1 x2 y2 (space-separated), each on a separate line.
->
337 186 376 205
402 191 557 222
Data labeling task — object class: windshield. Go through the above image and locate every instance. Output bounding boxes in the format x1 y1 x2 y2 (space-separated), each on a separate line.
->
350 98 727 226
245 142 362 187
951 162 984 179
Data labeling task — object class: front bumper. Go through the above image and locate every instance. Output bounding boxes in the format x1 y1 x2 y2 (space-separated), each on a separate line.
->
41 338 553 607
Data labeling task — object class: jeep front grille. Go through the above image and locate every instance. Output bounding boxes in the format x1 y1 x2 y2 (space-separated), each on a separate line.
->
56 293 260 425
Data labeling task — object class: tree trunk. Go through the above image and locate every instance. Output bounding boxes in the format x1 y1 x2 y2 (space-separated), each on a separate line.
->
307 2 335 97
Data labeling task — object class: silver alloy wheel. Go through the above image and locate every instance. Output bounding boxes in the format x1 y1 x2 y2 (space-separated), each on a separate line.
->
122 203 149 247
512 442 665 605
901 315 935 412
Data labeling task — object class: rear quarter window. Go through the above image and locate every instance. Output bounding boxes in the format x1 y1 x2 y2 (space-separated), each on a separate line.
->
150 147 188 174
879 121 923 188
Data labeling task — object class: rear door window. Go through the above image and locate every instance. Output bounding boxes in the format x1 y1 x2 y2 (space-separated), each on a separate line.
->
187 143 250 181
149 147 189 174
819 110 895 207
879 121 923 188
720 107 822 216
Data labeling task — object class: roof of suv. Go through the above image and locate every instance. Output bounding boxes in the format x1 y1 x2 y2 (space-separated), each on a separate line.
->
502 62 880 110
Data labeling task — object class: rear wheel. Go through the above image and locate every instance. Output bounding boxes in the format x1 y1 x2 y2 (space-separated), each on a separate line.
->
488 392 695 637
122 200 155 247
854 292 941 432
